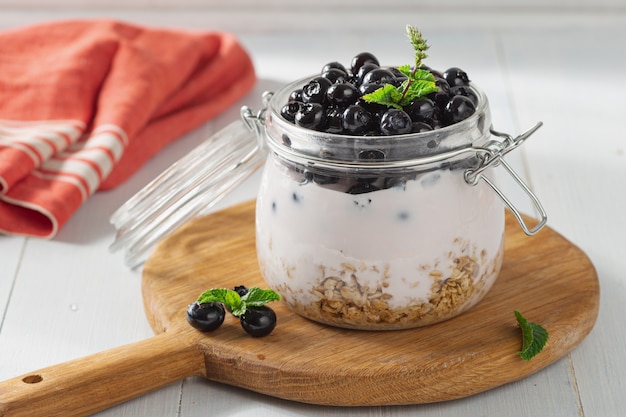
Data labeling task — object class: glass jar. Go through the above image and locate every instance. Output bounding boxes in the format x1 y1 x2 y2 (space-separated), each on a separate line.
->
110 76 546 325
246 77 546 330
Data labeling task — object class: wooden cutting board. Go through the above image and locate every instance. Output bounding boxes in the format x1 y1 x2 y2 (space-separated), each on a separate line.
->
0 199 599 417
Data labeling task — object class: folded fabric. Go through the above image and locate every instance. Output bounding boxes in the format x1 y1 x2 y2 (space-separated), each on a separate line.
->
0 19 256 238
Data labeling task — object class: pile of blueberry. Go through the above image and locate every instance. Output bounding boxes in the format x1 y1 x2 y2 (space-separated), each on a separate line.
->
280 52 477 136
186 285 277 338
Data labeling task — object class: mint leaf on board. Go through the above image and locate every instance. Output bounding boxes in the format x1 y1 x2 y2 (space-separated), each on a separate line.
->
225 290 246 316
197 288 244 315
514 310 549 361
197 288 231 304
361 25 437 110
242 287 282 307
196 287 280 317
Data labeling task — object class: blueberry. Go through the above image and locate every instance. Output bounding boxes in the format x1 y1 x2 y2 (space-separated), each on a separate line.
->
326 83 358 107
325 106 344 134
322 68 349 84
362 68 397 86
301 76 332 104
350 52 379 75
342 105 376 135
357 83 380 97
443 95 476 124
442 67 470 87
354 63 380 85
358 149 385 160
295 103 326 130
449 85 478 106
321 61 348 74
347 181 380 195
380 109 412 135
430 115 444 130
240 306 277 337
186 302 225 332
280 102 302 123
288 89 303 103
233 285 248 296
404 98 436 124
411 121 433 133
304 170 340 185
383 175 415 189
427 78 451 108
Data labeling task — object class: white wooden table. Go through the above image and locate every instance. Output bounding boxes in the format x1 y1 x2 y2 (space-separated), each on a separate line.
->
1 7 625 417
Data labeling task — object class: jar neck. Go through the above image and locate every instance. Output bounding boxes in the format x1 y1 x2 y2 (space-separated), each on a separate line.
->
262 76 493 170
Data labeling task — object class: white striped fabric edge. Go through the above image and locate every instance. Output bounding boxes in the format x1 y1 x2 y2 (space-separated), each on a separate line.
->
0 119 86 165
37 128 129 198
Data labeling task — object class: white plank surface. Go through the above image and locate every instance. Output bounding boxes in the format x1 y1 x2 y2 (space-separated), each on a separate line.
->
501 27 626 417
0 7 624 417
0 237 23 327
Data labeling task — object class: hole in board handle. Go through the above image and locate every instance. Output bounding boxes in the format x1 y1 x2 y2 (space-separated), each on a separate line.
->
22 374 43 384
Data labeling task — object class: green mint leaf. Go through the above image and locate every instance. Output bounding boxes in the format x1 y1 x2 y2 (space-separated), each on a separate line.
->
362 84 404 110
396 64 412 78
197 288 244 316
224 290 244 315
515 310 549 361
412 68 436 82
398 78 438 106
241 287 281 307
197 288 230 304
230 304 247 317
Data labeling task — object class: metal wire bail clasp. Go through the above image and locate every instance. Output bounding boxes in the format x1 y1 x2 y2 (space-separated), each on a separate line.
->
464 122 548 236
241 91 273 145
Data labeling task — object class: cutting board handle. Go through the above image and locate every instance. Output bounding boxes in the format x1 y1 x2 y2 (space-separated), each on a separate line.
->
0 332 204 417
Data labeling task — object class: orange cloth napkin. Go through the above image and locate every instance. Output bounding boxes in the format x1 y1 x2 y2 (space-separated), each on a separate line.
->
0 19 256 238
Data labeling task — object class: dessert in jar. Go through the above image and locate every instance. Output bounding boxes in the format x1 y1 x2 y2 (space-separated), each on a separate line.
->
246 29 545 330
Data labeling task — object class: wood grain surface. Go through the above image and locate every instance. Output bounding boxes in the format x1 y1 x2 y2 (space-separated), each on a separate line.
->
0 199 599 416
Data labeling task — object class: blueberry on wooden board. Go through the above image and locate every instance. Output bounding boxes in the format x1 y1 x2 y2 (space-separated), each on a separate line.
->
240 306 277 337
186 302 225 332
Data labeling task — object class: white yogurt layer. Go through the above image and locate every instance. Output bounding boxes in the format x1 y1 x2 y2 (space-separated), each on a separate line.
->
255 155 505 330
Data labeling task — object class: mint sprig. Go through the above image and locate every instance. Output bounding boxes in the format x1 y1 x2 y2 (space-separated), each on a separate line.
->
363 25 438 109
197 287 280 317
514 310 549 361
